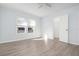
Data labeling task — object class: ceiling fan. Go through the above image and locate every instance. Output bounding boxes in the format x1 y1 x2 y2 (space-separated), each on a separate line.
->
38 3 52 8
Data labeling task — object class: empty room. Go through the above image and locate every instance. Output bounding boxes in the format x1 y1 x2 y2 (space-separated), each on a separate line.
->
0 3 79 56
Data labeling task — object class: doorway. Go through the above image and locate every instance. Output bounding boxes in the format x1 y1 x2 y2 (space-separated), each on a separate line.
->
53 15 69 43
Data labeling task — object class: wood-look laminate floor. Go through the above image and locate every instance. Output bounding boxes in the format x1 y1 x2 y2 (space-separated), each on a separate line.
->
0 38 79 56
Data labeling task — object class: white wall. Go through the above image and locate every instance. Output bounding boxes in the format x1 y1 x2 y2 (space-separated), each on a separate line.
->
0 7 16 43
16 18 41 40
42 6 79 45
0 9 1 40
53 17 60 38
0 6 41 43
41 17 54 39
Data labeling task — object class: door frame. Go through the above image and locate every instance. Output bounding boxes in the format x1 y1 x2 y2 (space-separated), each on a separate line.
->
54 15 69 43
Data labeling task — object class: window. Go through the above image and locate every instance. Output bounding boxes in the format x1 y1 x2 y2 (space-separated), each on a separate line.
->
17 27 25 33
28 27 33 33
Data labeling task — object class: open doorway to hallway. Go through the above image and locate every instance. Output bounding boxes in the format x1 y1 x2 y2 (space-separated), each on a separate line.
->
53 15 69 43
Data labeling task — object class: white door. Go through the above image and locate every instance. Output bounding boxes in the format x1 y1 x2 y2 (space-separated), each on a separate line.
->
59 15 68 43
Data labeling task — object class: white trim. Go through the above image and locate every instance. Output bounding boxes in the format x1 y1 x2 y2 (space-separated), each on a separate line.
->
0 37 41 44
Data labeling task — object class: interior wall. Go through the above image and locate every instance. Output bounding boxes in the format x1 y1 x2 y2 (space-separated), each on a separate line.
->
0 9 1 40
42 6 79 45
41 17 54 39
53 18 60 38
0 6 42 43
0 7 17 43
16 17 41 40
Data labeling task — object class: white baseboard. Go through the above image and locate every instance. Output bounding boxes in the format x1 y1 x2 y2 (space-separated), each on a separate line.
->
0 36 41 44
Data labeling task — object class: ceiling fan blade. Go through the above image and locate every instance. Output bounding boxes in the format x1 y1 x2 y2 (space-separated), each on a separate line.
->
38 3 52 8
38 4 43 8
46 3 52 7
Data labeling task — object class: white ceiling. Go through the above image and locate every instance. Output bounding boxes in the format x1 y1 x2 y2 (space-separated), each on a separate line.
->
0 3 79 17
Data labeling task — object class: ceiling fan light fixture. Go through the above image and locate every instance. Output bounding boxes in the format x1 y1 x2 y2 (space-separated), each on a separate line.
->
38 3 52 8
